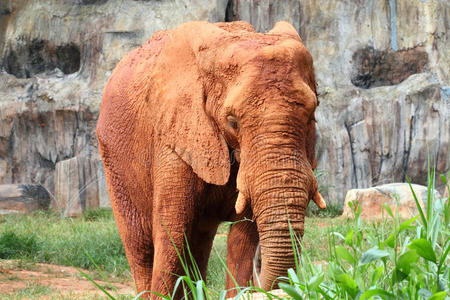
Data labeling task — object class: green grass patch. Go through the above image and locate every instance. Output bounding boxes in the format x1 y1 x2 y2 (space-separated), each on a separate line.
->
0 209 130 281
0 282 52 300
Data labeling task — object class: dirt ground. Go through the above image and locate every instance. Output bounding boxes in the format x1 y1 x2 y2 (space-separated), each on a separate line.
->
0 259 134 299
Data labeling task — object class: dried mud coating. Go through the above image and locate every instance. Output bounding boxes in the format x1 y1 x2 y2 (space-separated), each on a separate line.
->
97 20 323 298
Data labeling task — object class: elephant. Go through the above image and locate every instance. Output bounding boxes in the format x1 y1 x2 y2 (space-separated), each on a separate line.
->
96 20 326 298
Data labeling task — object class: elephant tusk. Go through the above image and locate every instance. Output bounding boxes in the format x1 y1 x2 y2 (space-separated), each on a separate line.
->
235 191 247 215
313 191 327 209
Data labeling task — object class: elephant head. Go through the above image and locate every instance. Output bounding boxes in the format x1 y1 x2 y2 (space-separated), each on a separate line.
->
140 21 325 290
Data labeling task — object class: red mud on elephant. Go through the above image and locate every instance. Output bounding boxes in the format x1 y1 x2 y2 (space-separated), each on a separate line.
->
97 20 326 298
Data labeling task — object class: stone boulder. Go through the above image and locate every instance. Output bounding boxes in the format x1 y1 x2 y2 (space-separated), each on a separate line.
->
0 184 51 214
342 183 440 219
54 156 109 217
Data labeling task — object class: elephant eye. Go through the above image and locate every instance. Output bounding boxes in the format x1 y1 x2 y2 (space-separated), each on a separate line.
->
226 115 239 130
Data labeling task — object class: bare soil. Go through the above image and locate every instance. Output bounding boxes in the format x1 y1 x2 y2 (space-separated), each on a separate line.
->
0 259 134 299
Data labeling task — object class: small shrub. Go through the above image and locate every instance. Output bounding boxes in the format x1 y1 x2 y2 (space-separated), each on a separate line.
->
82 208 114 221
0 231 40 259
307 202 343 218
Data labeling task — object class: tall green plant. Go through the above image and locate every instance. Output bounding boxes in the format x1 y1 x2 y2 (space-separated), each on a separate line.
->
279 167 449 300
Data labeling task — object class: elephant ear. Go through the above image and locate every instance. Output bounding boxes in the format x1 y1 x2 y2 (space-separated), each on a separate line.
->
269 21 302 41
150 23 230 185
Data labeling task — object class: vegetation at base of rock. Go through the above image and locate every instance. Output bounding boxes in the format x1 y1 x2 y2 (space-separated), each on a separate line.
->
0 171 447 299
306 202 343 218
277 171 449 300
0 209 129 281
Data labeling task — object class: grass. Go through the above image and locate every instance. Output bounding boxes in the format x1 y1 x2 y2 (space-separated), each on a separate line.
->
0 208 356 298
0 169 448 299
0 208 130 282
0 282 53 300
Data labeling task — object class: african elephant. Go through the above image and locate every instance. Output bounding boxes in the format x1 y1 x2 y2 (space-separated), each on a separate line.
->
96 20 326 298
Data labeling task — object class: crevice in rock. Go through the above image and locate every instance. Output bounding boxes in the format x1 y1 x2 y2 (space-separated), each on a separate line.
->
78 0 108 4
3 39 81 78
345 122 358 188
38 153 55 170
0 6 11 16
225 0 237 22
387 0 398 51
72 112 80 158
375 134 384 184
402 116 414 181
9 124 16 182
351 46 428 89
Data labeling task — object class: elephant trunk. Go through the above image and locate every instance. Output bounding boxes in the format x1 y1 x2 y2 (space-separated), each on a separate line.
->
254 182 309 290
247 148 315 291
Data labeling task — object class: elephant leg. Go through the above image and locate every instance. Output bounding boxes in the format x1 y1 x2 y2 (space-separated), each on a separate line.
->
150 152 201 298
101 167 154 294
226 211 259 296
188 219 220 281
118 211 154 294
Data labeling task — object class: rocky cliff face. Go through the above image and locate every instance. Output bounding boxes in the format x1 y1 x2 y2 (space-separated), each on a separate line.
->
227 0 450 204
0 0 448 207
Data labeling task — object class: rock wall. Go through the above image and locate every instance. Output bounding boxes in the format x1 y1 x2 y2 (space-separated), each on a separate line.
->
0 0 448 207
228 0 449 204
0 0 228 209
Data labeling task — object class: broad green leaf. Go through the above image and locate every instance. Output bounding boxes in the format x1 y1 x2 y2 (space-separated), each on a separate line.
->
397 250 419 274
307 273 324 291
345 229 354 247
384 234 395 248
440 173 448 185
359 288 395 300
370 266 384 286
408 239 437 263
399 215 419 232
391 267 408 283
278 282 303 300
335 246 356 264
288 268 300 285
328 261 344 278
337 273 359 299
428 291 447 300
359 248 389 266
